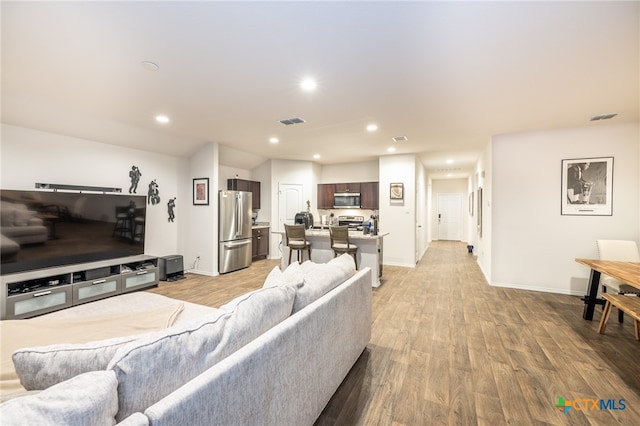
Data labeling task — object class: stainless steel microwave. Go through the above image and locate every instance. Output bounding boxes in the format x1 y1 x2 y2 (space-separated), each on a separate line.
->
333 192 361 208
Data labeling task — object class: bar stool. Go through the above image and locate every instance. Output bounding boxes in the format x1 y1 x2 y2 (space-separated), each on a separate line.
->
284 224 311 265
133 208 146 244
329 225 358 269
112 206 131 238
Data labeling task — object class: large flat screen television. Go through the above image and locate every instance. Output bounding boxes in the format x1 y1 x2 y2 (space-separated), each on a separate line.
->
1 189 146 275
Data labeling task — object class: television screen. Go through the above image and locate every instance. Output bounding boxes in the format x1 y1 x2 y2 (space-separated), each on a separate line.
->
1 189 146 275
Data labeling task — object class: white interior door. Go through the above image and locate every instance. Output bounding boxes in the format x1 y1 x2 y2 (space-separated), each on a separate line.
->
437 193 463 241
278 183 303 231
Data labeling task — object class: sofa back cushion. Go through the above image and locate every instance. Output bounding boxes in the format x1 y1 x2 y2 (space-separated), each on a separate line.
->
5 303 183 394
292 253 356 313
108 285 295 421
0 371 118 426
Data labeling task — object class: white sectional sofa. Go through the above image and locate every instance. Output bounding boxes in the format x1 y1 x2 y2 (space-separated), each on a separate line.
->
0 254 372 425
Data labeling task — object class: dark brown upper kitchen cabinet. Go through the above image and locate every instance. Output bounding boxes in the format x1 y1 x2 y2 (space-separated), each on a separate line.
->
360 182 379 210
227 179 261 209
317 184 335 209
334 183 361 193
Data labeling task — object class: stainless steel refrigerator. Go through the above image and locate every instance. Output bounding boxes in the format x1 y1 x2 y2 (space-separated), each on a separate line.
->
218 190 252 274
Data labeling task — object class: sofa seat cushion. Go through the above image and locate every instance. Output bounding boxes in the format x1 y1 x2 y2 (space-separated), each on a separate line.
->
0 371 119 426
0 225 48 239
291 253 356 313
0 234 20 257
108 284 296 422
4 303 183 395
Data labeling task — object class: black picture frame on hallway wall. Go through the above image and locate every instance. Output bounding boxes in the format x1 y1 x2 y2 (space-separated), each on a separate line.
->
561 157 613 216
193 178 209 206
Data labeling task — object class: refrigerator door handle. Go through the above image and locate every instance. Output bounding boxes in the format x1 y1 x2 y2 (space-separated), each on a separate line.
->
223 239 251 248
235 193 243 238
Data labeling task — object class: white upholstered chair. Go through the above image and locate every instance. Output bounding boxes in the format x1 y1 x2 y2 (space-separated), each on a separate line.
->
596 239 640 323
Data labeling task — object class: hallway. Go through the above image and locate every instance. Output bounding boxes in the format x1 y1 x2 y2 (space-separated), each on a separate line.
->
317 241 640 425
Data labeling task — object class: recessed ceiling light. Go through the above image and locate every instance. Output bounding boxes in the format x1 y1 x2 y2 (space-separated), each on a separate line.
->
313 154 321 159
155 115 169 124
387 147 396 153
141 61 159 71
269 137 279 144
366 124 378 132
446 159 454 164
300 78 317 91
447 173 453 177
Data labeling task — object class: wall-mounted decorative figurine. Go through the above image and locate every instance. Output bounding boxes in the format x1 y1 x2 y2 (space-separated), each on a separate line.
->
128 165 142 193
167 197 176 222
148 179 160 205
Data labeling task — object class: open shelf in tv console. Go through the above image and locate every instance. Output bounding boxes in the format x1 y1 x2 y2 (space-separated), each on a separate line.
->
1 255 159 320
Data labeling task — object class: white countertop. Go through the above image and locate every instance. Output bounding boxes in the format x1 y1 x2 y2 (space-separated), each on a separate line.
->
273 229 387 240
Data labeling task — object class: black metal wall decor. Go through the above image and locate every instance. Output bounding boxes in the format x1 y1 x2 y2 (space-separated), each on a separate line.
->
167 197 176 222
129 165 142 193
148 179 160 205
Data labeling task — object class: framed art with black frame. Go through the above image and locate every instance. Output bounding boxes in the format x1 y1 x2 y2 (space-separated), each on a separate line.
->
561 157 613 216
193 178 209 206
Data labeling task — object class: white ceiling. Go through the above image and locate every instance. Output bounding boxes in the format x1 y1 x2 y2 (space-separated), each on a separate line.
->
2 1 638 179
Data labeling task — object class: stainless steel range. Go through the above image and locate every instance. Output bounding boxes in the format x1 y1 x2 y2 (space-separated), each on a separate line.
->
337 215 365 230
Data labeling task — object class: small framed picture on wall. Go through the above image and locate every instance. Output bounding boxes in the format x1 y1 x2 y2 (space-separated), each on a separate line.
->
193 178 209 205
390 183 404 200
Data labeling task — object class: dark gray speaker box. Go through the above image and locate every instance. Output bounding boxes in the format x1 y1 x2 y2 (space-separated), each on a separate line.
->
159 255 184 281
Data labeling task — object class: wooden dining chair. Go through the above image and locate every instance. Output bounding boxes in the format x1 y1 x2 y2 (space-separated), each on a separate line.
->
284 224 311 265
329 225 358 269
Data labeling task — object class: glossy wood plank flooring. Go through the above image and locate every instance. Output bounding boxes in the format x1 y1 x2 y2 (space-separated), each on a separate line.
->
148 241 640 425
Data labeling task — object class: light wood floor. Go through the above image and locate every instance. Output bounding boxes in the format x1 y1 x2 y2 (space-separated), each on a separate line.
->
148 241 640 425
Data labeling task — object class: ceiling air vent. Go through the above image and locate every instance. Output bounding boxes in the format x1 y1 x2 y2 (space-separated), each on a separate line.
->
392 136 408 142
590 113 618 121
279 117 306 126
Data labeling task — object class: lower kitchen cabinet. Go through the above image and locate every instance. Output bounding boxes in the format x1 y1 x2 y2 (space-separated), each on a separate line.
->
252 227 269 260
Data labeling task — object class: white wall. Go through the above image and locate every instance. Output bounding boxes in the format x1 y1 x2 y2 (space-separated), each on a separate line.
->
473 143 492 281
186 142 218 276
1 124 187 260
379 154 417 267
415 160 428 260
320 160 379 183
491 122 639 295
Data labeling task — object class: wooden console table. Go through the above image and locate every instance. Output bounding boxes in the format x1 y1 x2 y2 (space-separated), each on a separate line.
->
575 258 640 320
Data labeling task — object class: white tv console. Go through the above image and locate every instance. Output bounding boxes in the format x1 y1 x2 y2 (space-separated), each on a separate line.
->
1 255 159 320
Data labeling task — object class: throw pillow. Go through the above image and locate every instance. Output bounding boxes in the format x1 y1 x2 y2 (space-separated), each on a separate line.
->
12 208 34 227
0 206 15 227
262 266 285 288
108 285 295 422
282 261 305 289
292 253 355 313
0 371 118 426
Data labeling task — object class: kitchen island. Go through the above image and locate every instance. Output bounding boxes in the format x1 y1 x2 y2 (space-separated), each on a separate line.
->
273 228 388 287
